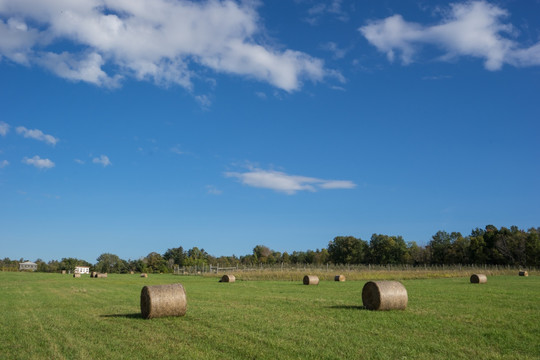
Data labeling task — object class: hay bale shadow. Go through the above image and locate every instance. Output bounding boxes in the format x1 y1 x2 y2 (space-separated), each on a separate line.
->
100 313 143 319
328 305 366 311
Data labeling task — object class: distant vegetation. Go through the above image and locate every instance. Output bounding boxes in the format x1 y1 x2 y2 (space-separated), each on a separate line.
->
2 225 539 273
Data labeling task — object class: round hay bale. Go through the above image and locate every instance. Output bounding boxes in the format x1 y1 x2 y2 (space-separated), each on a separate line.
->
470 274 487 283
73 273 81 278
140 283 187 319
334 275 346 282
220 274 235 283
519 271 528 277
362 281 408 311
130 271 134 275
303 275 319 285
61 270 66 275
90 271 97 278
96 273 108 278
141 273 148 278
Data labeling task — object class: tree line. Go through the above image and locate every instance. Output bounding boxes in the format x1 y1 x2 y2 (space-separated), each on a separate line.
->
2 225 539 273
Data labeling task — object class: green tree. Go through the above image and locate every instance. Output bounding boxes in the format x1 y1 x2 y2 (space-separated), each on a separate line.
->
369 234 407 265
95 253 124 273
327 236 367 264
145 252 167 273
163 246 186 267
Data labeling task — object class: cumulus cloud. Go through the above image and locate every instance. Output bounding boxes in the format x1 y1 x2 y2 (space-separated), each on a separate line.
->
359 1 540 70
16 126 59 146
92 154 111 167
225 167 356 195
0 121 8 136
0 0 330 92
0 159 8 168
22 155 55 169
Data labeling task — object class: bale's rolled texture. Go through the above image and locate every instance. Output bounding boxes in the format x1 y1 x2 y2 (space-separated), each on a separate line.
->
303 275 319 285
220 274 235 283
362 281 408 311
73 273 81 278
140 283 187 319
519 271 528 277
334 275 346 282
96 273 108 278
141 273 148 278
470 274 487 283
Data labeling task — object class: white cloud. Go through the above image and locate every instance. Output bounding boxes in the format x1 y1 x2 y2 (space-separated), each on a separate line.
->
0 159 8 168
74 159 85 164
22 155 55 169
92 154 111 167
225 167 356 194
359 1 540 70
0 121 8 136
0 0 331 92
206 185 222 195
16 126 59 146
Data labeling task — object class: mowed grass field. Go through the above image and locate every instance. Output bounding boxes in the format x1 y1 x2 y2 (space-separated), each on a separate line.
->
1 272 538 360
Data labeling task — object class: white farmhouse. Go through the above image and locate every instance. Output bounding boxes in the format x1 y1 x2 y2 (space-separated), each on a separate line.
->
19 261 37 271
74 266 90 274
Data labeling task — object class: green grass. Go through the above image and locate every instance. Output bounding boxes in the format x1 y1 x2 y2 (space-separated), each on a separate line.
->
1 272 538 359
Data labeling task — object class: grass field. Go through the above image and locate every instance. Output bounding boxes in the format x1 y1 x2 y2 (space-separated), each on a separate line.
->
1 272 538 359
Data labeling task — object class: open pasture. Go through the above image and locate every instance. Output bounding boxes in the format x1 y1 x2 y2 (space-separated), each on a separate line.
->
0 272 538 359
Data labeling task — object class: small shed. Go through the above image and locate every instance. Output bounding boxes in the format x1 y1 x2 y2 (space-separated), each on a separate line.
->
19 261 37 271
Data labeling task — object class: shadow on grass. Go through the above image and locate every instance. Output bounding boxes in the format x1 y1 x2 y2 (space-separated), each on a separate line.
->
328 305 366 310
101 313 143 319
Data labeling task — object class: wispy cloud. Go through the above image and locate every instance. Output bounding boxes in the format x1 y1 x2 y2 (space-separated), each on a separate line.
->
16 126 58 146
92 155 111 167
0 159 9 168
206 185 223 195
0 121 9 136
0 0 332 92
74 159 85 164
359 1 540 70
22 156 54 169
225 167 356 195
320 42 349 59
305 0 349 25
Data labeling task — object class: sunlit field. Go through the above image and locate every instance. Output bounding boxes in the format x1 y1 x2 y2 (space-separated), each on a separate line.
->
1 272 538 359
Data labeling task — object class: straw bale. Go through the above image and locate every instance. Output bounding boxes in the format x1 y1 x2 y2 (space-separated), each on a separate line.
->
73 273 81 278
362 281 408 311
220 274 235 283
470 274 487 283
140 283 187 319
303 275 319 285
61 270 66 275
96 273 108 278
519 271 528 277
90 272 97 278
334 275 346 282
141 273 148 278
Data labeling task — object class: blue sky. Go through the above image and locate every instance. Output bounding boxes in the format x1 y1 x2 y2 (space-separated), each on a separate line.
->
1 0 539 263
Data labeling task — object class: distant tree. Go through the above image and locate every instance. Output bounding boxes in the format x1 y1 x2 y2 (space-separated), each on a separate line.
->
60 258 79 272
163 246 186 267
369 234 407 265
95 253 126 273
145 252 167 273
328 236 367 264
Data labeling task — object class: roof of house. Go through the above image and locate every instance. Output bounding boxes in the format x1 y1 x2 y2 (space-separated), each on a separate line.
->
20 261 37 265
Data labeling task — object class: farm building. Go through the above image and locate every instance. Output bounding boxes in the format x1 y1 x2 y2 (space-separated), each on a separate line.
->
75 266 90 274
19 261 37 271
